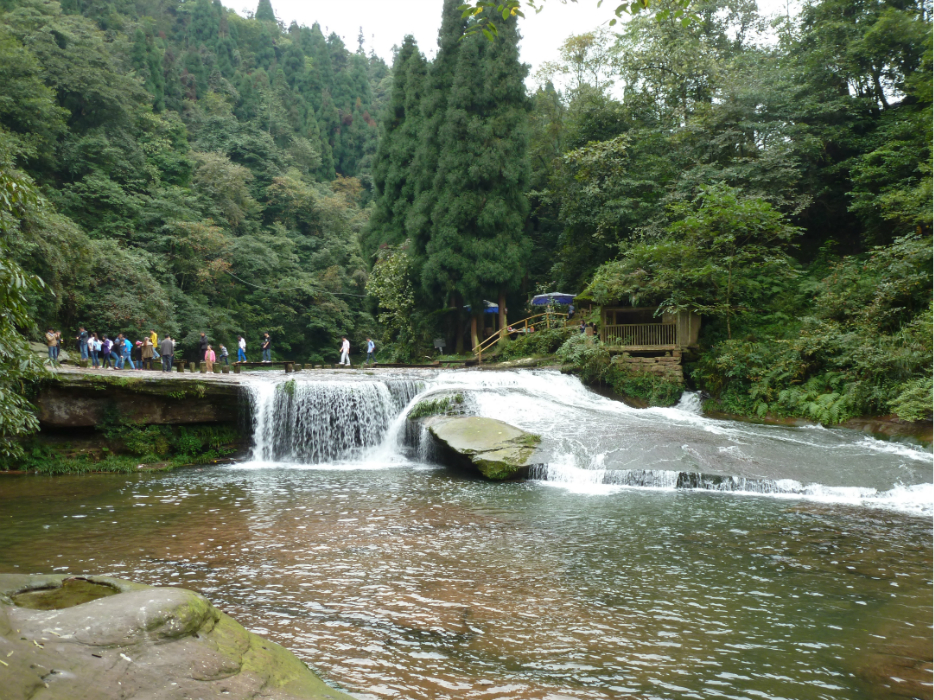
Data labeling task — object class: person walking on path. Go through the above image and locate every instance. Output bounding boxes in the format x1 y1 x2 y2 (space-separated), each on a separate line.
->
199 332 209 363
219 344 229 366
141 338 154 370
366 338 375 365
77 327 88 362
101 335 113 369
261 333 271 363
237 335 247 362
112 334 125 369
149 329 160 361
124 336 136 370
160 335 174 372
205 345 216 372
339 336 351 366
133 340 143 369
89 333 101 368
45 327 58 364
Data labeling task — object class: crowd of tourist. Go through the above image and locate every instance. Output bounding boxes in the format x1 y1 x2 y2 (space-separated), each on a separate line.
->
43 328 380 370
43 327 273 371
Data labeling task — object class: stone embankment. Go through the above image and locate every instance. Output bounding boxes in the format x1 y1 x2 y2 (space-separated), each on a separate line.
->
610 350 684 383
0 574 353 700
37 370 242 429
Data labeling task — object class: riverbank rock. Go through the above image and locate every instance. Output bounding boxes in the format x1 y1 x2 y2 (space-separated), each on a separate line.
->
425 416 541 480
0 574 353 700
36 371 242 428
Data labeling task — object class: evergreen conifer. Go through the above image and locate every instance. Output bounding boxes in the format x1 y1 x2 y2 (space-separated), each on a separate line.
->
421 10 532 349
255 0 276 23
407 0 467 257
368 36 427 255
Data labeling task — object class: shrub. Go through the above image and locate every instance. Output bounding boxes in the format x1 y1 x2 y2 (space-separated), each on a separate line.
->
605 366 683 407
556 335 610 383
498 327 573 360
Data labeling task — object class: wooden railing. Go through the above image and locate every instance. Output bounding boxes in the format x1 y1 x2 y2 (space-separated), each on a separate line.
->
474 311 568 362
601 323 677 348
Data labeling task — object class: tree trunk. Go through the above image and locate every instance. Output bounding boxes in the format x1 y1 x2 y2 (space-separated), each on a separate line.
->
454 294 464 355
470 315 479 350
498 291 507 342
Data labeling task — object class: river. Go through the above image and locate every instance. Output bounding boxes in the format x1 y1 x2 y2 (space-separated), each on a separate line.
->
1 369 931 699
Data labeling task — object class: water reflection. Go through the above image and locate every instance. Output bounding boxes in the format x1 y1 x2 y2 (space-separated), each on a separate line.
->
0 467 930 700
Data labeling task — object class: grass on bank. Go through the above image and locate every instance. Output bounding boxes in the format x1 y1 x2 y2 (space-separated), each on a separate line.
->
13 419 242 475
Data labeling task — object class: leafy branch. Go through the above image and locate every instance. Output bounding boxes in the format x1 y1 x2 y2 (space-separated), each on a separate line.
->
459 0 695 41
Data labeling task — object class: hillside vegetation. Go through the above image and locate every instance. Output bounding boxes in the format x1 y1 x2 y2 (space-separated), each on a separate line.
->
0 0 930 458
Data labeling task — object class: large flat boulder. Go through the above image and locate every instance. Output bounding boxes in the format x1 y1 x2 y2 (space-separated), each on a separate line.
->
0 574 353 700
426 416 541 480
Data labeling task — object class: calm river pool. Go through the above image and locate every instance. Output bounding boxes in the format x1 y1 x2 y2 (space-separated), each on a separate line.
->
1 370 931 699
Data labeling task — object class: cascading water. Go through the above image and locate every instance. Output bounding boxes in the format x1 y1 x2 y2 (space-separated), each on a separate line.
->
247 375 421 463
240 369 932 516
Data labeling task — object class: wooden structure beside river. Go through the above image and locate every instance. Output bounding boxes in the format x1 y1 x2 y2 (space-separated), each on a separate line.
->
599 307 701 352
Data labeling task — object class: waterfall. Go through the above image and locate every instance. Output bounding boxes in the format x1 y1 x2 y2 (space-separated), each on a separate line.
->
237 368 930 516
247 377 423 464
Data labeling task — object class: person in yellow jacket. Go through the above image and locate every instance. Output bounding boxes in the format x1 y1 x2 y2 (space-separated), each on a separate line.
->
149 329 160 363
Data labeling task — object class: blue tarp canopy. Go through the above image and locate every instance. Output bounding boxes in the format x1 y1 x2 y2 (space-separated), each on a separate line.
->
464 300 500 314
531 292 576 306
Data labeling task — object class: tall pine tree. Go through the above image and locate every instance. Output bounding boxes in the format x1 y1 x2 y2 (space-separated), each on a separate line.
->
366 36 427 256
407 0 466 258
421 9 532 350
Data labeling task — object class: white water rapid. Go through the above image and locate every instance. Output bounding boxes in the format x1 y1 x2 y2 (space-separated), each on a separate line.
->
241 369 933 517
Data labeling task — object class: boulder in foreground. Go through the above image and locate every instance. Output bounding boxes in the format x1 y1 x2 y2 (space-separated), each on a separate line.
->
426 416 541 480
0 574 353 700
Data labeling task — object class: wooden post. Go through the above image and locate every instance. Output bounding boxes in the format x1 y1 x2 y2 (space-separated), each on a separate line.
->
498 291 507 343
233 364 241 374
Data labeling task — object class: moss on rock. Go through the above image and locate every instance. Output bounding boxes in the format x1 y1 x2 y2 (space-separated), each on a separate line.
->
0 573 353 700
426 416 541 480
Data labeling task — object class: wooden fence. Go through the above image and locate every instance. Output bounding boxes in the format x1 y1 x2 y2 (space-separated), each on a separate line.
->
600 323 677 349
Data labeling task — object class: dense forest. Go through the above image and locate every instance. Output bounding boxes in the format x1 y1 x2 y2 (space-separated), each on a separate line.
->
367 0 932 422
0 0 387 365
0 0 931 457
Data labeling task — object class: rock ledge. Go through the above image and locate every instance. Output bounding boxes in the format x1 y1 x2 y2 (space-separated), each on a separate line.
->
0 573 352 700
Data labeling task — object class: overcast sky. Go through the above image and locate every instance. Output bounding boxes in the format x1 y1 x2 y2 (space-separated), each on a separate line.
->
241 0 799 84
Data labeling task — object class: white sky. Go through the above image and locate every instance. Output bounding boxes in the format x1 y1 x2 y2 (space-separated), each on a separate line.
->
241 0 798 82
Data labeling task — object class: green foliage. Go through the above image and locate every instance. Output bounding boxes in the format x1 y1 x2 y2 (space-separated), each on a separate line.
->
407 393 465 420
605 366 683 407
422 7 532 312
889 377 933 423
585 184 802 338
556 334 610 384
365 242 418 360
498 327 572 360
556 335 682 407
0 0 385 365
0 157 48 463
691 235 932 423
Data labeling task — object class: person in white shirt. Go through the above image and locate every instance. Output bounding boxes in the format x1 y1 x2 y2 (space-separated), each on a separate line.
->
339 337 351 366
237 335 246 362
